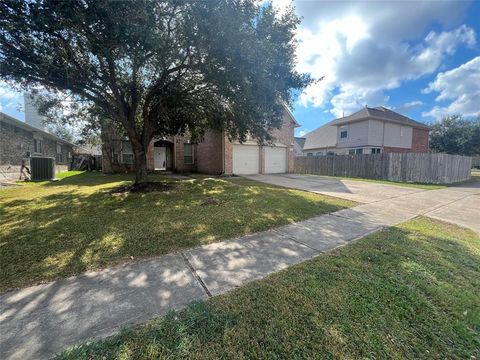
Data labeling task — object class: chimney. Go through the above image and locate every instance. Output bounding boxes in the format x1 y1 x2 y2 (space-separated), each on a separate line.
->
24 93 46 129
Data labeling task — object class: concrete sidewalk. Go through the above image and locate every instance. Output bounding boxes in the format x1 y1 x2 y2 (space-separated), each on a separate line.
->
1 182 479 360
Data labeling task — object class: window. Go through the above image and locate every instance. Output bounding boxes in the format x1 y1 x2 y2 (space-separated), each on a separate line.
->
121 141 134 164
56 143 63 163
340 126 348 139
371 148 382 154
34 138 43 154
184 143 194 164
316 151 324 156
307 153 314 156
326 151 335 156
349 148 363 155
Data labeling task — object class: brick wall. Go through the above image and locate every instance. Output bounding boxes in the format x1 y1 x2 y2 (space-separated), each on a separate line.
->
224 136 233 175
412 128 429 153
1 120 72 179
196 130 223 174
1 121 34 165
383 146 411 153
174 135 196 173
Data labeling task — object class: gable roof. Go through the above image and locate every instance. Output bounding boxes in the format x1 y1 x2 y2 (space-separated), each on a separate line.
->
330 106 430 130
294 137 305 149
0 112 76 147
303 120 338 150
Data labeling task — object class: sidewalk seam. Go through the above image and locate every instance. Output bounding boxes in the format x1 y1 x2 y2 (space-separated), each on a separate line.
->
180 252 212 298
271 229 323 253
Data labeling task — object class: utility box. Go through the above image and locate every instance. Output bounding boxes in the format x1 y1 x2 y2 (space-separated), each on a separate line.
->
30 157 56 181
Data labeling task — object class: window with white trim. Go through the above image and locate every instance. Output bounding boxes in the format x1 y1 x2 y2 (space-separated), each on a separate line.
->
121 141 134 164
371 148 382 154
184 143 194 164
340 126 348 139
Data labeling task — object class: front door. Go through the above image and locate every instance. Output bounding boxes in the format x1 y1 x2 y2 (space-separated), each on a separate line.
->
154 147 166 170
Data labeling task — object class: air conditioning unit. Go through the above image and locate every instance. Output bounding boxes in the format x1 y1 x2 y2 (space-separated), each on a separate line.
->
30 157 56 181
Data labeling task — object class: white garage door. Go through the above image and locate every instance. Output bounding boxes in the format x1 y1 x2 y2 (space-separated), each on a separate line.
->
265 146 287 173
233 144 260 174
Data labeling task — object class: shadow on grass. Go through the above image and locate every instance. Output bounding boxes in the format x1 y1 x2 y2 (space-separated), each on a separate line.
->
0 173 352 292
56 218 480 359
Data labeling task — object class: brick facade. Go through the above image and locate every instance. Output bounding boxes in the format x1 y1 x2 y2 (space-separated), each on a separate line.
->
1 114 73 180
102 109 297 175
411 128 429 153
196 130 223 174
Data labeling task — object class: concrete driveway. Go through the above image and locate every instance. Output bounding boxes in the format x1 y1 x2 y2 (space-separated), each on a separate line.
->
245 174 423 204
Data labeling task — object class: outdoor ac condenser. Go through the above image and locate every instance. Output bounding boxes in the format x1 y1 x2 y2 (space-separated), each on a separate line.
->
30 157 56 181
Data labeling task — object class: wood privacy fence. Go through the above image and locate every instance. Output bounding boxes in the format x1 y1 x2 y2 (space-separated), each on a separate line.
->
472 156 480 168
295 153 472 184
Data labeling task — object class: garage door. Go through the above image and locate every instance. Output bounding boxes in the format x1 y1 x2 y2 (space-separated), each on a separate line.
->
265 146 287 173
233 144 260 174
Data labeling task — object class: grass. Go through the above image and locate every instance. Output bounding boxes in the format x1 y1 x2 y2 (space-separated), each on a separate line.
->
57 217 480 360
0 171 354 292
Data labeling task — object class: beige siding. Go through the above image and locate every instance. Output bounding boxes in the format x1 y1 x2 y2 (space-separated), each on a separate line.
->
337 120 369 148
367 119 384 146
384 123 412 148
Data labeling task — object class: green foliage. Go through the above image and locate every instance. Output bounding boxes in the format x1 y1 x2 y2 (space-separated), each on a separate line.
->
0 0 310 181
57 218 480 359
429 115 480 155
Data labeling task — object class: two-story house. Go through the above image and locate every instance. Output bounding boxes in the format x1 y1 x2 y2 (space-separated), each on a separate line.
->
302 106 430 155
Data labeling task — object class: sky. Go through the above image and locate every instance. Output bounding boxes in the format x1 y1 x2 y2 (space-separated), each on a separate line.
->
0 0 479 138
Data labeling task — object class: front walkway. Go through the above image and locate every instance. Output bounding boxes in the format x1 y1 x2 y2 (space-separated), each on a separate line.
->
1 180 479 359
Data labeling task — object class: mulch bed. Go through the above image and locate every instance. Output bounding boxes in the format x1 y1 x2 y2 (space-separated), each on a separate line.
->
109 182 172 194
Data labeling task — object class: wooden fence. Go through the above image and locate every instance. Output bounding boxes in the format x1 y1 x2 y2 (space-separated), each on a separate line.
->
295 153 472 184
471 156 480 168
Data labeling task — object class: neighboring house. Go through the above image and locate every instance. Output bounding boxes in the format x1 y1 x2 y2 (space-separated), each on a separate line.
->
293 137 305 156
0 112 74 180
102 106 299 175
303 106 430 155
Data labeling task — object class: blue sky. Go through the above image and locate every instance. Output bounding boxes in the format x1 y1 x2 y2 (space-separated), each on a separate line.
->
1 0 479 138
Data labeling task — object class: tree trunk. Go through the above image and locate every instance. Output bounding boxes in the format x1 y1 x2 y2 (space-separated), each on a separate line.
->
132 143 148 184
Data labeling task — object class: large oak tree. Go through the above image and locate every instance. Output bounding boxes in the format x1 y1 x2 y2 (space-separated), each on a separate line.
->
0 0 309 183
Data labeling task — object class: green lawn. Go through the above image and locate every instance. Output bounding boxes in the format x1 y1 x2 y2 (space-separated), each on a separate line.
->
57 217 480 360
0 171 354 292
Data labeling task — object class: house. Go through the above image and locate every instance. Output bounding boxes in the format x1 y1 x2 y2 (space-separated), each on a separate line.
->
0 112 75 180
102 106 299 175
302 106 430 155
293 137 306 156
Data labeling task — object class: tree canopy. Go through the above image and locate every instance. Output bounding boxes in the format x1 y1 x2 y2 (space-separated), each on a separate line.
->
0 0 310 182
429 115 480 156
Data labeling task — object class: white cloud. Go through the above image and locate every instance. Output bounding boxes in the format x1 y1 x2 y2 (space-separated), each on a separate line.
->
0 82 23 114
298 129 308 137
422 56 480 119
285 0 475 118
394 100 424 112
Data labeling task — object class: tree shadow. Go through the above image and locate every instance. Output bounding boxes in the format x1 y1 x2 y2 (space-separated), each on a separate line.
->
50 218 480 359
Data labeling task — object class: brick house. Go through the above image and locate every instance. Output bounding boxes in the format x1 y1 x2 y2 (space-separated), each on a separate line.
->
102 107 299 175
0 112 74 180
302 106 430 156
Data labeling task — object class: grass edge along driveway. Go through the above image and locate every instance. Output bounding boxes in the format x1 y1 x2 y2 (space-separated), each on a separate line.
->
0 171 355 292
57 217 480 360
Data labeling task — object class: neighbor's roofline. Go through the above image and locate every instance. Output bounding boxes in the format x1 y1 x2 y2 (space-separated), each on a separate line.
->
331 114 431 130
0 111 77 147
